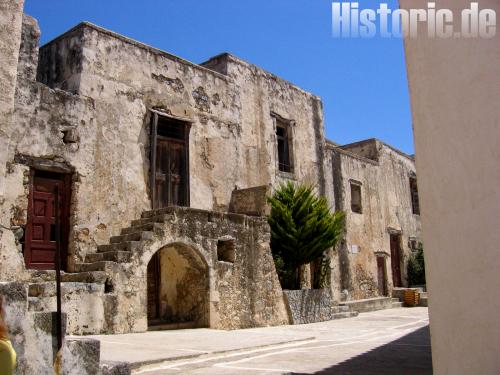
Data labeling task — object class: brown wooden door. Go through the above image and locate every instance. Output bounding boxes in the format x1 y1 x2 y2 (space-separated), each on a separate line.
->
150 113 190 210
390 234 402 287
24 171 70 270
377 257 387 296
147 252 160 323
155 139 187 209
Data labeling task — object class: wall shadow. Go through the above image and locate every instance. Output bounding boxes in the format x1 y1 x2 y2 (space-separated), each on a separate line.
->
292 325 432 375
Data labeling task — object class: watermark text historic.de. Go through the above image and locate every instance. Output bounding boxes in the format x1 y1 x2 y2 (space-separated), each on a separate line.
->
332 2 496 38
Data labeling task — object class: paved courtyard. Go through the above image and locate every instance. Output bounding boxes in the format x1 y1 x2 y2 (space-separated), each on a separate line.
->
90 307 431 374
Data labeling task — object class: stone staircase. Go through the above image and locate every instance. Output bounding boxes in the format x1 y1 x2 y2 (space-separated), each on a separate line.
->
331 305 359 319
25 210 179 334
391 298 403 308
74 212 176 273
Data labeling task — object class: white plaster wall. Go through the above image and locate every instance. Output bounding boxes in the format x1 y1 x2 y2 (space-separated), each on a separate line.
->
400 0 500 373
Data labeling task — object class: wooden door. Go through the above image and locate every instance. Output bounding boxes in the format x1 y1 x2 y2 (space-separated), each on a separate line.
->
147 252 161 323
155 139 187 209
150 113 190 209
377 257 387 296
24 171 70 270
390 234 402 287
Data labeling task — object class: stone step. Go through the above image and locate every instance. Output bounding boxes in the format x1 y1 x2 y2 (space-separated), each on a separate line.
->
28 282 105 313
141 207 178 219
131 214 174 227
332 311 359 320
109 231 154 244
85 251 132 263
29 282 56 298
392 298 400 303
73 261 119 273
419 296 429 307
331 305 351 314
62 271 107 283
121 222 164 235
97 241 140 253
28 271 107 284
392 301 404 308
28 279 106 298
340 297 395 313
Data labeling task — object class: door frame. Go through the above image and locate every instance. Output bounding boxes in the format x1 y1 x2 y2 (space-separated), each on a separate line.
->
389 233 403 287
149 110 191 209
24 169 72 271
376 255 388 296
147 251 161 325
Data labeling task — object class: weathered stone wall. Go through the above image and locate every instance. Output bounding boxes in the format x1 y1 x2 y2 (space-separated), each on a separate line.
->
0 14 104 279
3 80 97 277
283 289 333 324
203 53 327 195
327 140 422 301
24 23 327 270
0 0 25 282
17 14 40 82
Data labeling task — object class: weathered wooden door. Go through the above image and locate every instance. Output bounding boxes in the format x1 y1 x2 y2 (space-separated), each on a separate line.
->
377 257 387 296
24 171 70 270
150 112 190 209
390 234 402 287
147 252 160 323
155 139 187 208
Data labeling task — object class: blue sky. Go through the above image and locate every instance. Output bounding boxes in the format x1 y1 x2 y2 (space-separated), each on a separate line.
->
24 0 414 154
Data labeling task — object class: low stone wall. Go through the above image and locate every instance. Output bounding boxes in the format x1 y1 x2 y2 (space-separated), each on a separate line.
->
283 289 333 324
0 282 106 374
340 296 393 313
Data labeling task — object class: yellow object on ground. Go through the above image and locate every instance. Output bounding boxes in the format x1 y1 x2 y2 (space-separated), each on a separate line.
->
0 339 16 375
404 289 420 307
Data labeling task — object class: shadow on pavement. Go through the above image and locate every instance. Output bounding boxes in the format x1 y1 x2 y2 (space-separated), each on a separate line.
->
292 325 433 375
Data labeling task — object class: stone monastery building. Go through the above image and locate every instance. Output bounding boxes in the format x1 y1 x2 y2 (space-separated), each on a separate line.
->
0 5 422 362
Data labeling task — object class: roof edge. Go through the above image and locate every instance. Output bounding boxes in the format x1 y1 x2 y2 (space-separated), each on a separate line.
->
40 22 230 81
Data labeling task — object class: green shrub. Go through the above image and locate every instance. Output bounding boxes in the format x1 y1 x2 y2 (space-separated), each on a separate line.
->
267 182 344 289
407 245 426 286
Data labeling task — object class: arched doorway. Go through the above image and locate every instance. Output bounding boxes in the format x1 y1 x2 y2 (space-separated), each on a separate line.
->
147 243 209 329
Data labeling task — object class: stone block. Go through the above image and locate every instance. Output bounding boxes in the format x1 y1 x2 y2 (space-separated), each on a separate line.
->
62 337 100 375
100 361 131 375
229 185 271 217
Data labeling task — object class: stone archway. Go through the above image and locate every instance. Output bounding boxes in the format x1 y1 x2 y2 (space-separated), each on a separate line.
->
147 243 210 329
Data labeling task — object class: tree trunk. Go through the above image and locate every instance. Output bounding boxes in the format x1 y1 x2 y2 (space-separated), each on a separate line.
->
299 263 312 289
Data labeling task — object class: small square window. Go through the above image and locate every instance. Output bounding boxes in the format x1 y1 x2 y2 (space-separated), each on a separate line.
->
350 182 362 214
217 239 235 263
